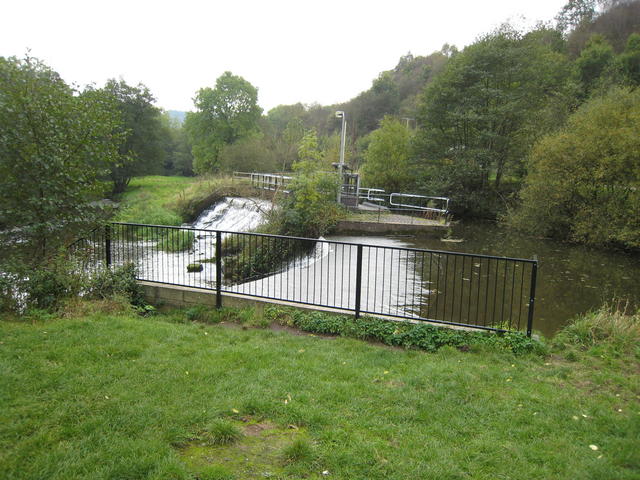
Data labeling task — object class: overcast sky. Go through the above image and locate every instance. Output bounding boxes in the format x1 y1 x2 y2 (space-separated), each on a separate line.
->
2 0 567 113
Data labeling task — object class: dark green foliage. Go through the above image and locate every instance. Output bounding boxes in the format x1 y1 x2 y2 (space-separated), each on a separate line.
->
360 116 414 192
218 135 279 173
0 55 122 264
185 72 262 174
619 33 640 86
23 259 84 310
85 263 145 307
221 239 313 285
264 306 546 356
507 87 640 250
96 79 167 194
575 34 616 94
413 27 573 217
161 113 194 176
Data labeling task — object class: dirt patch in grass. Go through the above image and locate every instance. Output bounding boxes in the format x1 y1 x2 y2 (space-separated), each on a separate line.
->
178 419 309 479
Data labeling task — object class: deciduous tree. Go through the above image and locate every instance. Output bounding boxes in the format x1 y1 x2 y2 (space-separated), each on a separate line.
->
0 55 122 263
507 87 640 250
185 72 262 174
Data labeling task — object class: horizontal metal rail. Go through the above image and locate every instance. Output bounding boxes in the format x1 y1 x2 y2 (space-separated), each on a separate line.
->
73 222 537 336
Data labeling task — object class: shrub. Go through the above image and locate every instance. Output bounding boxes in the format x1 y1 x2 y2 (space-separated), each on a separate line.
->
264 306 546 356
22 257 85 311
85 263 144 306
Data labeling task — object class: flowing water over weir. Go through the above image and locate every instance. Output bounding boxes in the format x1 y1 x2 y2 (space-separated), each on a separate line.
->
75 197 537 334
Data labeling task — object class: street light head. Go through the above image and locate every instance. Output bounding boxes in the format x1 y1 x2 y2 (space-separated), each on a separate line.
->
335 111 344 118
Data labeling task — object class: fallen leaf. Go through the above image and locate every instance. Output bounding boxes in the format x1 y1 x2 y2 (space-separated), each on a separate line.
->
589 445 599 451
232 408 239 414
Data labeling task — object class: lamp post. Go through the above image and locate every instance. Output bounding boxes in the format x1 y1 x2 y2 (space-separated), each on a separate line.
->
335 110 346 204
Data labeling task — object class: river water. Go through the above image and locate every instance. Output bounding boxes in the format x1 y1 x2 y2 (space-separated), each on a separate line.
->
107 198 639 337
354 222 640 336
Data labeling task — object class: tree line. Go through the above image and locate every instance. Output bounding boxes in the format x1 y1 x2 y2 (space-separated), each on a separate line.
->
1 0 639 260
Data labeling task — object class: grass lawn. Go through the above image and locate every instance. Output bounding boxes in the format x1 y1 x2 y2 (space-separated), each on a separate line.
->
115 176 198 226
114 175 256 226
1 309 638 480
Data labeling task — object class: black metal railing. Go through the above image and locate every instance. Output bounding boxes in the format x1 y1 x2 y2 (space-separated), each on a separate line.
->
73 222 538 335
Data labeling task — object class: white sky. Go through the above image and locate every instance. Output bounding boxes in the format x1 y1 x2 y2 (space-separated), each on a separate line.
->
2 0 567 113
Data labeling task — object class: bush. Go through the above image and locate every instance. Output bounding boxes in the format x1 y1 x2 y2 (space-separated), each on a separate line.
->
14 255 88 312
507 87 640 249
268 171 344 238
85 263 144 306
264 306 546 356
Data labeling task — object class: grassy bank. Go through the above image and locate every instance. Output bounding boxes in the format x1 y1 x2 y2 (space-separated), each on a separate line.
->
1 305 638 479
115 175 255 226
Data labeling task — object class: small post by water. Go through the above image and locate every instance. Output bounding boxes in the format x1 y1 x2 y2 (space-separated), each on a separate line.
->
527 255 538 337
216 231 222 309
105 224 111 268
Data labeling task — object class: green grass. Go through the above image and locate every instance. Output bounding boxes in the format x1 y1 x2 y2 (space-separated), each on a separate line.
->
1 308 638 479
115 176 197 225
114 175 256 226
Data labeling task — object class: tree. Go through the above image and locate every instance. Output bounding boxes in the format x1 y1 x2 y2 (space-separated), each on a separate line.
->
575 34 616 93
507 87 640 250
0 55 122 263
361 116 413 193
619 33 640 85
161 112 194 176
556 0 598 33
413 27 573 216
218 135 278 173
295 129 324 173
96 79 166 193
185 72 262 174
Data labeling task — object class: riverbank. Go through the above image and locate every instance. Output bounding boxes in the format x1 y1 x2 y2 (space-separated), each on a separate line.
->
0 304 637 479
114 175 256 226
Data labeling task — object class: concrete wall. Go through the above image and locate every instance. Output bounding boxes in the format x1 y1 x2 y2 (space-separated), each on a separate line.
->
139 281 471 331
334 220 448 236
139 281 350 318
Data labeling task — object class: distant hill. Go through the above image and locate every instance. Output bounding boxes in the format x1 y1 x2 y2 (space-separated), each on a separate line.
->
167 110 187 125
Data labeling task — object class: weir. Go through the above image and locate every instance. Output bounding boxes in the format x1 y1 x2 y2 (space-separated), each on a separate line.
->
72 200 538 335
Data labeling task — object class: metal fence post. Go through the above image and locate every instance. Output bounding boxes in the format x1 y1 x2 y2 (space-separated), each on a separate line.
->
526 257 538 337
216 231 222 309
355 244 363 319
105 224 112 268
